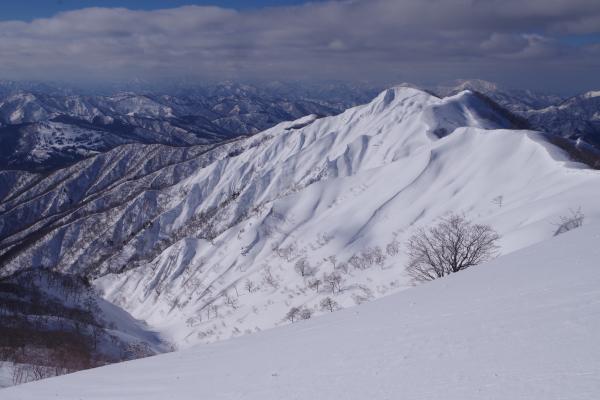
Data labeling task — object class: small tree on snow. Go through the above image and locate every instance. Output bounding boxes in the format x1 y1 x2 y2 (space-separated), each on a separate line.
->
286 307 301 322
300 308 313 320
244 279 257 293
308 278 322 292
320 297 339 312
294 258 315 277
324 272 343 294
386 239 400 256
405 214 500 283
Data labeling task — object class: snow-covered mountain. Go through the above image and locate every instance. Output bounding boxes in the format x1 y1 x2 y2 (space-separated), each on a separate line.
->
2 86 599 355
433 79 563 113
4 220 599 399
525 91 600 148
433 79 600 150
0 82 379 171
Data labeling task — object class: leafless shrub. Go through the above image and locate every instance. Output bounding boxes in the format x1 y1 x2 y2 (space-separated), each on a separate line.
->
405 214 500 283
243 279 257 293
224 295 239 310
553 208 584 236
365 246 386 266
386 239 400 257
299 308 313 320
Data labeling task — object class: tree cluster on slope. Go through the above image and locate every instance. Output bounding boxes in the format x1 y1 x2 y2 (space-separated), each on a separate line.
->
0 268 157 386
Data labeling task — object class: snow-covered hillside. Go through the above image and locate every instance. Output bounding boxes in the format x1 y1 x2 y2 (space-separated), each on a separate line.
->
4 221 599 399
2 86 599 352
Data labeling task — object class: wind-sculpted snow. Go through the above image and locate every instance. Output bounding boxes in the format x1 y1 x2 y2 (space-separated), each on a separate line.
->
1 86 600 350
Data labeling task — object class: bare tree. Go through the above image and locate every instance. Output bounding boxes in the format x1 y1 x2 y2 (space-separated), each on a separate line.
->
369 246 386 266
320 297 339 313
405 214 500 283
553 208 584 236
286 307 301 323
294 258 315 277
324 272 344 294
308 278 322 292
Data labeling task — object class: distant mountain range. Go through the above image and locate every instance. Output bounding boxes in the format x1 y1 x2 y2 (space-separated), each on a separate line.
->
0 81 380 171
1 79 599 173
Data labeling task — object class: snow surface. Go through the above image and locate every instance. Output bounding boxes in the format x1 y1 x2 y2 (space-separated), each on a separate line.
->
4 222 600 399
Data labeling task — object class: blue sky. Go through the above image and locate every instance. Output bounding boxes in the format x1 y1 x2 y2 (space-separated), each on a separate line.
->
0 0 318 21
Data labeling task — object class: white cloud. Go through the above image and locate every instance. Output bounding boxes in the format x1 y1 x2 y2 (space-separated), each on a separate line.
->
0 0 597 90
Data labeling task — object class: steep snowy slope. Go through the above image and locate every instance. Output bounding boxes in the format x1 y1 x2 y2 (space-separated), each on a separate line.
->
94 87 600 347
2 86 599 352
4 222 599 399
